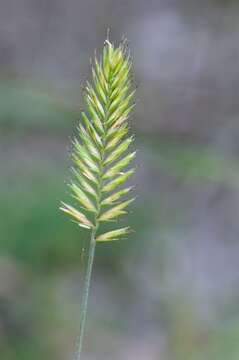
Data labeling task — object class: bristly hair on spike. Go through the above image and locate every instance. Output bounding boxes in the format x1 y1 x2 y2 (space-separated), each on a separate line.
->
60 37 137 360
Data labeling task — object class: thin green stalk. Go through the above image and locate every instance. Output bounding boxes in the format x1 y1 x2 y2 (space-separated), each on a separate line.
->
74 224 98 360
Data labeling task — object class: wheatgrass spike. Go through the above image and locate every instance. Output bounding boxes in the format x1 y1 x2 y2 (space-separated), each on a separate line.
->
60 38 137 360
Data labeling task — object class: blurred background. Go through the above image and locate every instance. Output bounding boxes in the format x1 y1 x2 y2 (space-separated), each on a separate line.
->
1 0 239 359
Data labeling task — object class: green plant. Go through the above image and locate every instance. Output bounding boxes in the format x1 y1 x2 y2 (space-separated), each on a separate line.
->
60 38 136 359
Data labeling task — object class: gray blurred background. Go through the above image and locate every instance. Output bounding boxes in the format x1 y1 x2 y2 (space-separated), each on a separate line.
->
1 0 239 359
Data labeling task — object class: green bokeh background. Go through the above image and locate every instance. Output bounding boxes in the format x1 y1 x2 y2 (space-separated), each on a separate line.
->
1 1 239 359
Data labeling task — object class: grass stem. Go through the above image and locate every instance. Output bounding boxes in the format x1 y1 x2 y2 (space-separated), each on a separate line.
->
74 225 98 360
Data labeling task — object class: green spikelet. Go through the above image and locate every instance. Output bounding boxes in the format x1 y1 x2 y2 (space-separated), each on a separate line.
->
60 38 136 360
61 39 136 241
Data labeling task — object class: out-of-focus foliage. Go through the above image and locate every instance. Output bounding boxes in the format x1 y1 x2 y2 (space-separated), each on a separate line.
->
1 0 239 359
0 81 76 133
